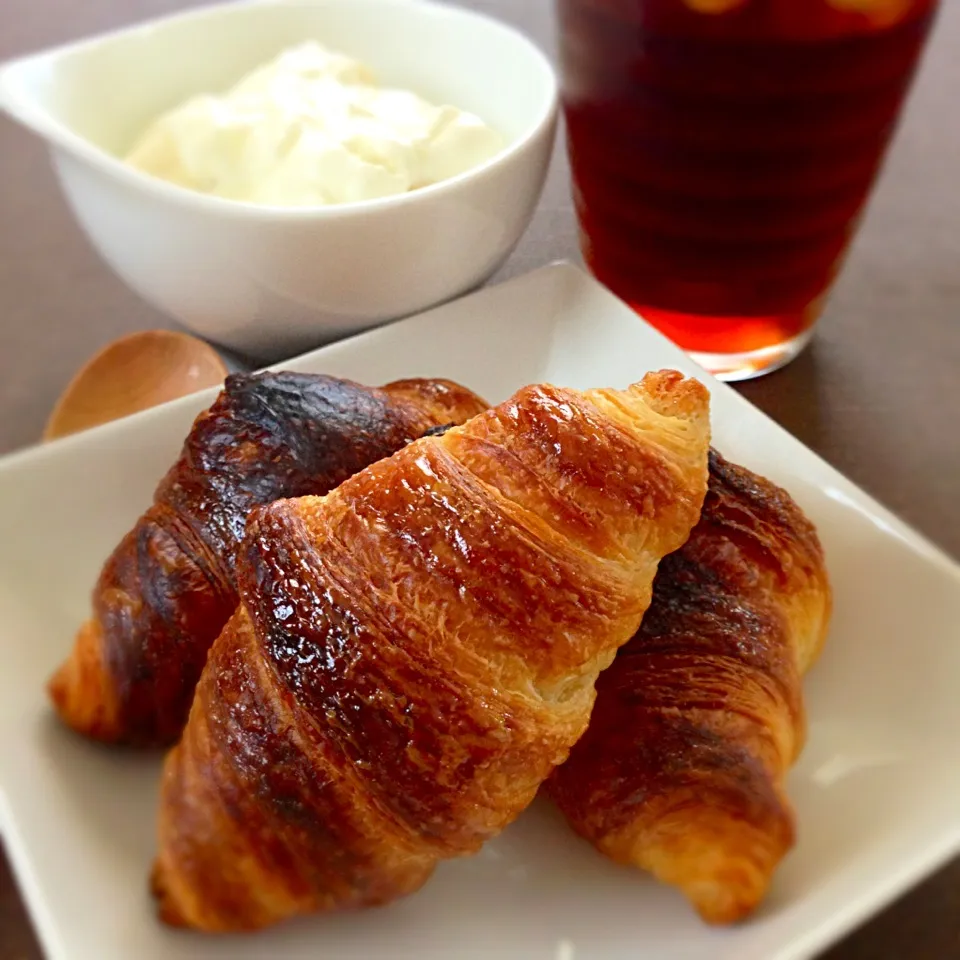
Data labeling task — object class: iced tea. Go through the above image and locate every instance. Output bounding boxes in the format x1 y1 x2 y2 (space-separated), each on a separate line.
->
557 0 939 378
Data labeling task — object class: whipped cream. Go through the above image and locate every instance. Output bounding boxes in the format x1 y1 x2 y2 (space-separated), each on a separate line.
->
124 42 505 206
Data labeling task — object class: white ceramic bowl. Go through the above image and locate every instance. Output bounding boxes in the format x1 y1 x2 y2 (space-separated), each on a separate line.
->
0 0 557 360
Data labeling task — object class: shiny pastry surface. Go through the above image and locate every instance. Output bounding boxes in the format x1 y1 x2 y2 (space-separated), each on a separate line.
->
151 371 712 931
48 371 488 746
549 449 832 924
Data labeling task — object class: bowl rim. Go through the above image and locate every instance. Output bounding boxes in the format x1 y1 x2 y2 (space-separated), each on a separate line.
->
0 0 559 221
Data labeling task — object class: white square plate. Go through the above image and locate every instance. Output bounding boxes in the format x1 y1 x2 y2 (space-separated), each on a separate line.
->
1 262 959 960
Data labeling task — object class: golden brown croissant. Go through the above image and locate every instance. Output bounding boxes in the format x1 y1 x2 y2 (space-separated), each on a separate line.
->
151 370 711 932
549 449 831 925
48 372 488 747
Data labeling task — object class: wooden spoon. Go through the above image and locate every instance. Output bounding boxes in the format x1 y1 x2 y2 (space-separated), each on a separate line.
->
44 330 228 442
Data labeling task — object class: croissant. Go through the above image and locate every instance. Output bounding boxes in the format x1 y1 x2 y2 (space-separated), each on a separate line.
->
549 449 832 925
48 372 488 747
151 370 711 932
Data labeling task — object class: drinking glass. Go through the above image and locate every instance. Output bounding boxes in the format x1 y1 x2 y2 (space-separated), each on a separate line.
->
556 0 940 379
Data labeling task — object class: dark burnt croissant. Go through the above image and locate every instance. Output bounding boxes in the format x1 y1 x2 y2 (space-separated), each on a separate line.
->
48 372 488 747
549 449 831 925
151 370 711 932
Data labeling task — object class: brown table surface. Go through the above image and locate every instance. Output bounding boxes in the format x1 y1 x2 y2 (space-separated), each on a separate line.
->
2 0 959 957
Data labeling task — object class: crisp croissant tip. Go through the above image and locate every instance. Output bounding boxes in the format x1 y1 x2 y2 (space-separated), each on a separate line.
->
46 660 102 736
46 664 69 714
150 861 189 929
689 873 768 926
46 621 123 743
635 369 711 421
624 801 794 927
672 827 792 925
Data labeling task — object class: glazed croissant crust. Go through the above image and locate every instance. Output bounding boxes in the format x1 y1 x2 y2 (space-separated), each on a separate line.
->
549 449 831 924
151 370 711 931
48 372 488 746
